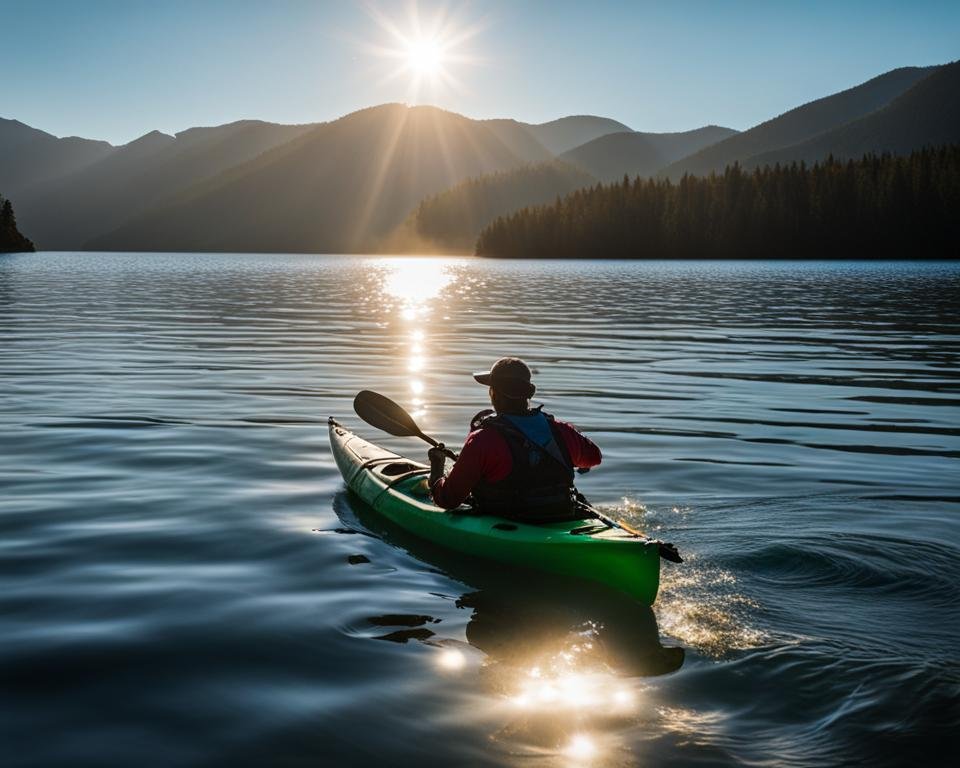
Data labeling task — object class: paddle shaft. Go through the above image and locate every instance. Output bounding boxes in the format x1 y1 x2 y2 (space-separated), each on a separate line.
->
353 390 458 460
575 496 683 563
413 431 459 462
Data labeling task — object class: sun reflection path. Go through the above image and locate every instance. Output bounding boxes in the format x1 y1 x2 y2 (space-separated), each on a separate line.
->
509 669 639 715
497 665 635 765
377 259 456 421
437 648 466 671
381 258 455 307
478 627 646 765
565 734 598 761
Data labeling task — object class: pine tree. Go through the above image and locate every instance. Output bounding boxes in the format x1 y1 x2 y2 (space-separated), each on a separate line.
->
0 194 36 253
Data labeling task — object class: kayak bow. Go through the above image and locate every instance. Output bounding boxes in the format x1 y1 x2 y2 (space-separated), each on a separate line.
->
328 418 661 605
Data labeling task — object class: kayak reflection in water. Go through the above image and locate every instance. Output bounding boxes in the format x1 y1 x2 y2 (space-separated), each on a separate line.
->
459 582 685 678
463 579 684 755
429 357 602 520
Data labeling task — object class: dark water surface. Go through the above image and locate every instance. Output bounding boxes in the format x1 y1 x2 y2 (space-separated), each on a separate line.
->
2 253 958 767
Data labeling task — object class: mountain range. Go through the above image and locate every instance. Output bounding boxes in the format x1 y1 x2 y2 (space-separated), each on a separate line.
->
8 120 316 249
559 126 739 182
661 65 941 180
1 59 956 253
0 118 113 194
749 61 960 168
89 105 562 253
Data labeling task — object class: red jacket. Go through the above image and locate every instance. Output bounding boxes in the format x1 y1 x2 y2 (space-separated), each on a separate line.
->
430 418 602 509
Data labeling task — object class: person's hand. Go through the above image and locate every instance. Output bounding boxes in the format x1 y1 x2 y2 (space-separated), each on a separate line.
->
428 444 447 486
428 444 447 471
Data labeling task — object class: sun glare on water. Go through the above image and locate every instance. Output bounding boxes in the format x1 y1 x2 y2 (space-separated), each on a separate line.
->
565 734 597 761
380 258 454 306
374 258 458 419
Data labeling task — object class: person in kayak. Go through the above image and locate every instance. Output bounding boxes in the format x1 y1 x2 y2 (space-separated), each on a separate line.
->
428 357 601 521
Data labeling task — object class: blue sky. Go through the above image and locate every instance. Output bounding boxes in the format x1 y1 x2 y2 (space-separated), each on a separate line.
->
3 0 958 145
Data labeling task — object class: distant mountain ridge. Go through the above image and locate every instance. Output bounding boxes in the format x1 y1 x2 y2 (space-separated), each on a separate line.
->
3 59 957 253
86 107 643 253
0 118 113 195
519 115 633 155
560 126 738 182
477 115 634 162
88 104 529 252
15 119 318 249
480 119 556 164
750 61 960 167
662 65 940 180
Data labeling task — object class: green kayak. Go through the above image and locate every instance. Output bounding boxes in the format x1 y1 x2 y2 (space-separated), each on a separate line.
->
328 418 661 605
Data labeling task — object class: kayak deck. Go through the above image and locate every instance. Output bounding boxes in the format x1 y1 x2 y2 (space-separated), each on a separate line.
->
328 419 661 605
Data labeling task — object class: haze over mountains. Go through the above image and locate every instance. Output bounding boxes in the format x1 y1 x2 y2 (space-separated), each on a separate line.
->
406 160 596 252
91 105 572 253
514 116 633 156
408 126 738 251
0 118 113 193
560 126 738 182
12 121 316 249
1 60 956 253
479 116 632 163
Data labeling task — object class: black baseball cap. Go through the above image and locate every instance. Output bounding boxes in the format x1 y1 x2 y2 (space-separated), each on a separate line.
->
472 357 536 399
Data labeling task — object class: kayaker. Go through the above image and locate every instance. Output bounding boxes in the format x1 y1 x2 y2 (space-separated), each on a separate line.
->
428 357 601 520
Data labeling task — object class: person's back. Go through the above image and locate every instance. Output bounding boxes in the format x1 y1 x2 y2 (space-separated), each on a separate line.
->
429 358 601 521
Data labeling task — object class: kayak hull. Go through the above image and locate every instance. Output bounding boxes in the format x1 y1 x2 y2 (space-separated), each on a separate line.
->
328 420 661 605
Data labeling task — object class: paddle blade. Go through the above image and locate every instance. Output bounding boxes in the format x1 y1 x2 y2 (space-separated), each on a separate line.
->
658 542 683 563
353 390 424 438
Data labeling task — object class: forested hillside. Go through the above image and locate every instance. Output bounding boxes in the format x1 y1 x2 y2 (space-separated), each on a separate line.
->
476 147 960 259
410 161 595 251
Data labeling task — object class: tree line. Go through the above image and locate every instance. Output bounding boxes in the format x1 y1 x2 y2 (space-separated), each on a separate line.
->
475 146 960 259
0 194 35 253
412 161 594 252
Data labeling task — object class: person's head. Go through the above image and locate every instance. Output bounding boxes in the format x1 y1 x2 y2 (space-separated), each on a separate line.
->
472 357 535 415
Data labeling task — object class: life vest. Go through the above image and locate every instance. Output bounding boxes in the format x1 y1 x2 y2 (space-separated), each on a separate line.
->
469 407 578 522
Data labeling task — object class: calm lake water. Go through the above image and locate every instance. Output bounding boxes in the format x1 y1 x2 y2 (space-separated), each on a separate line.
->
1 253 958 767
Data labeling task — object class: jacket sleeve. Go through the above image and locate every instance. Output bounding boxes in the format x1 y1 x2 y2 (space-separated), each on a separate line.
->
555 420 602 469
430 430 487 510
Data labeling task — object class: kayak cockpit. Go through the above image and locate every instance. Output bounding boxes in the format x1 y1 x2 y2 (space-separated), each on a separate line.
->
377 461 426 477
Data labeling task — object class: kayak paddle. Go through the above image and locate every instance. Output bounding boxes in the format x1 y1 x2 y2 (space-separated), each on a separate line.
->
352 389 681 563
353 390 458 460
575 496 683 563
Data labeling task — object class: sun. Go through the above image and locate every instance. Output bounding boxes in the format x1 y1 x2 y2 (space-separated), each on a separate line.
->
361 2 484 102
405 36 444 77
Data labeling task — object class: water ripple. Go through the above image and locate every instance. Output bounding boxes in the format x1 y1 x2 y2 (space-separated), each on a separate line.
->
1 254 958 767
